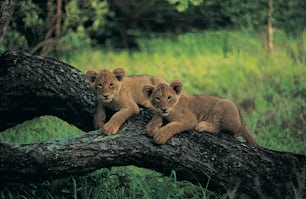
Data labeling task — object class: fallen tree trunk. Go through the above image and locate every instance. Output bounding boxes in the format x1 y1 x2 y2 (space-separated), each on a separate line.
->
0 51 305 198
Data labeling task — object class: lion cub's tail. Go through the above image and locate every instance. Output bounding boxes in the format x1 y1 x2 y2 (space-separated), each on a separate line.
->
240 122 258 146
237 107 259 146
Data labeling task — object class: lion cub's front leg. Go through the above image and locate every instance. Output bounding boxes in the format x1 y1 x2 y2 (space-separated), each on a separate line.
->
153 121 195 144
146 112 163 137
94 103 106 129
103 106 139 135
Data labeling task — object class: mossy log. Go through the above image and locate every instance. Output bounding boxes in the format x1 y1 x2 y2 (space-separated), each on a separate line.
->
0 51 305 198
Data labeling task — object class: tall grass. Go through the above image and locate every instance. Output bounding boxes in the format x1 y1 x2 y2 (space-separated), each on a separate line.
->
0 30 305 198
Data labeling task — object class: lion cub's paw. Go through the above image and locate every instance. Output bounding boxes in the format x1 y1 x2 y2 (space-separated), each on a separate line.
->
103 123 119 135
146 126 159 137
146 129 155 137
153 131 171 145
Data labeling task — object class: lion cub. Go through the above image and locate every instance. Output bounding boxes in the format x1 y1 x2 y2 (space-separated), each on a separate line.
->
86 68 166 135
143 80 258 145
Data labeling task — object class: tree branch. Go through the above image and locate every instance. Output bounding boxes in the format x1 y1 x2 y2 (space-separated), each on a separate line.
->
0 51 305 198
0 50 96 132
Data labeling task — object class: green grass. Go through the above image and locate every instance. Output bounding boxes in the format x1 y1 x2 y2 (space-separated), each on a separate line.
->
0 166 220 198
0 30 305 198
0 116 83 144
0 166 222 199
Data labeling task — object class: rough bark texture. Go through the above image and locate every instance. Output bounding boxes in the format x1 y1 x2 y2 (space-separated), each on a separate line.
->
0 50 96 131
0 51 305 199
0 0 18 43
267 0 274 53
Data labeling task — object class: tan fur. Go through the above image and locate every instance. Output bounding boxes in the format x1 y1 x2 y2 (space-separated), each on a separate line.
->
143 80 258 146
86 68 166 135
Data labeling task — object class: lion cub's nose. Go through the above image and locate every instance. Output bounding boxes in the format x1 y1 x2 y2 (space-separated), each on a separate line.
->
161 108 167 112
103 94 110 97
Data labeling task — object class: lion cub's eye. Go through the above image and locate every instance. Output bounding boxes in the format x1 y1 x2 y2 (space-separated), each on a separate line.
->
97 83 103 88
167 96 172 101
155 97 160 102
109 83 114 89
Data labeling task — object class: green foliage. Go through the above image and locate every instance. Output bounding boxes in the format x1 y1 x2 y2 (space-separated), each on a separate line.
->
0 0 44 52
0 27 28 52
274 0 306 37
222 0 268 29
2 0 305 54
60 30 92 57
64 0 109 34
19 0 44 29
168 0 203 11
0 0 110 55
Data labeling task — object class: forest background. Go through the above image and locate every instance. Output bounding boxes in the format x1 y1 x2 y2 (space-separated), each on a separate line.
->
0 0 305 198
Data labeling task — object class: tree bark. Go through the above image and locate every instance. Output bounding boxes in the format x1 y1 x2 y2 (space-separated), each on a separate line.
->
0 0 18 43
267 0 273 53
0 50 97 132
55 0 62 57
0 50 305 199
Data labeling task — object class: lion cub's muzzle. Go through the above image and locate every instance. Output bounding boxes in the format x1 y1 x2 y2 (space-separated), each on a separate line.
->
98 94 113 103
158 107 170 117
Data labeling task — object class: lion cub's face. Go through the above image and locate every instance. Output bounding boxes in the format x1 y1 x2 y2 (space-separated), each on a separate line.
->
143 81 182 117
86 68 125 103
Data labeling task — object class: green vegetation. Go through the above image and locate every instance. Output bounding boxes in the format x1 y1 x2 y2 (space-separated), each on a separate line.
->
1 30 305 198
0 116 82 144
1 0 305 55
0 166 222 199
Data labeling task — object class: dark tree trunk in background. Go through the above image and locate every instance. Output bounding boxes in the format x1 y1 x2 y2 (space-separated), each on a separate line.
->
267 0 274 53
0 51 305 199
55 0 62 57
0 0 18 43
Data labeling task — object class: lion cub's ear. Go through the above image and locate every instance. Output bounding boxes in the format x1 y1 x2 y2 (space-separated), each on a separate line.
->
170 80 183 95
113 68 125 81
85 70 98 87
143 85 155 98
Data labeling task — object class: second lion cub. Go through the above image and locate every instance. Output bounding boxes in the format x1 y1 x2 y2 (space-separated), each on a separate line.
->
86 68 166 135
143 80 258 145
